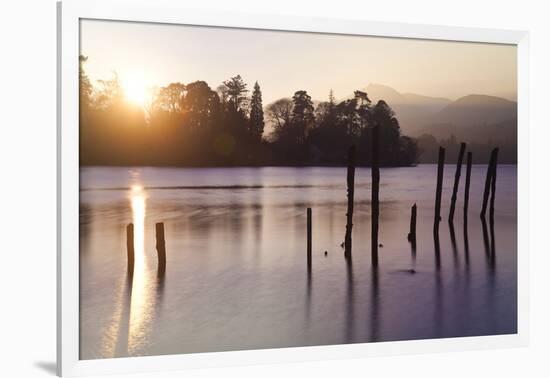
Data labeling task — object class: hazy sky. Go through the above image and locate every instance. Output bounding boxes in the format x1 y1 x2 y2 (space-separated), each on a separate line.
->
80 19 517 105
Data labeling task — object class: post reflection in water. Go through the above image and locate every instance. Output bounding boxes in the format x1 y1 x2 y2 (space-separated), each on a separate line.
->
463 218 470 267
449 221 460 269
369 267 380 342
481 216 498 333
304 269 312 332
409 238 417 268
481 217 497 270
344 259 354 344
434 231 441 271
489 217 497 270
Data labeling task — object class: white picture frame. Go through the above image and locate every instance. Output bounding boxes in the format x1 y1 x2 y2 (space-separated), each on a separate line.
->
57 0 530 376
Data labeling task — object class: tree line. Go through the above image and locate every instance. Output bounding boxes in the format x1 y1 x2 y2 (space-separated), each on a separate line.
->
79 56 418 167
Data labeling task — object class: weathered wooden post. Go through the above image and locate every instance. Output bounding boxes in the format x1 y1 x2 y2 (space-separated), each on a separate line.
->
489 148 499 223
434 147 445 237
463 152 472 221
155 222 166 272
307 207 312 269
448 142 466 223
371 125 380 267
344 145 356 259
449 220 458 263
480 148 498 219
407 203 417 243
126 223 135 271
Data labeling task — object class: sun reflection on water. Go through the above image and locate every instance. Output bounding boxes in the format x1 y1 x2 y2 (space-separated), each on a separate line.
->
127 183 156 355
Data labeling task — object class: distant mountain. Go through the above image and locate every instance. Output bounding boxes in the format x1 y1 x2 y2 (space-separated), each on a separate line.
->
413 95 517 164
420 94 517 130
353 84 452 130
353 84 518 163
410 94 517 140
353 84 517 135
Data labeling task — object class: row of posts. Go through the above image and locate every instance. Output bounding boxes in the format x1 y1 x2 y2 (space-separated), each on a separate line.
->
124 140 499 272
311 125 382 267
307 131 499 270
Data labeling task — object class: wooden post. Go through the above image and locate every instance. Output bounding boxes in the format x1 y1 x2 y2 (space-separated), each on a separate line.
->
463 152 472 222
407 203 417 243
126 223 135 271
371 125 380 267
448 142 466 223
480 148 498 219
489 148 499 224
434 147 445 237
307 208 312 269
344 145 356 259
155 222 166 272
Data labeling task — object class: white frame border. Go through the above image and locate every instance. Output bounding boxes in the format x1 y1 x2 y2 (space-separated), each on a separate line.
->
57 1 530 376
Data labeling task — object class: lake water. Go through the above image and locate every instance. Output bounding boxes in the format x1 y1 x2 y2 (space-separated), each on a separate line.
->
79 165 517 359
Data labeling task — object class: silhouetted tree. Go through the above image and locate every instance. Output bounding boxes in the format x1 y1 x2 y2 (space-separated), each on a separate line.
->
335 98 360 137
222 75 248 112
359 100 417 166
249 81 264 140
354 90 371 130
79 55 93 110
290 90 315 144
267 98 293 134
155 82 186 113
368 100 400 163
216 84 229 108
328 89 336 109
182 81 220 130
94 74 124 109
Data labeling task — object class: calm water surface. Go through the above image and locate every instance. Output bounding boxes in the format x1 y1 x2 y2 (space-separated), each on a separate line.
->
79 165 517 359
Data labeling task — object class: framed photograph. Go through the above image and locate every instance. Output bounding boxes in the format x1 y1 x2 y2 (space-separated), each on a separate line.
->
57 0 529 376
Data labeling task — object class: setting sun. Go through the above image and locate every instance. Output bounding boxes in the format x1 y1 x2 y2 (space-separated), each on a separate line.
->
121 73 151 107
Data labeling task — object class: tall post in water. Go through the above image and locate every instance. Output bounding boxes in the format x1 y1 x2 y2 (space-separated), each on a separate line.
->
307 207 312 270
448 142 466 223
344 145 356 259
126 223 135 272
434 147 445 237
463 152 473 222
155 222 166 273
408 203 417 243
489 148 499 224
371 125 380 267
480 148 498 219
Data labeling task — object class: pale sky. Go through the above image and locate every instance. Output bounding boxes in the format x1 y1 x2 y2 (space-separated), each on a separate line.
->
80 19 517 105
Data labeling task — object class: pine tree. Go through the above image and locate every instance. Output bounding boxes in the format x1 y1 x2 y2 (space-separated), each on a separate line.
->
328 89 336 110
290 90 315 144
249 81 264 140
222 75 248 112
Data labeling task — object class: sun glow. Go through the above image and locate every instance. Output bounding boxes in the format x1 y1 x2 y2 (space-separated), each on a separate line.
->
121 73 151 108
